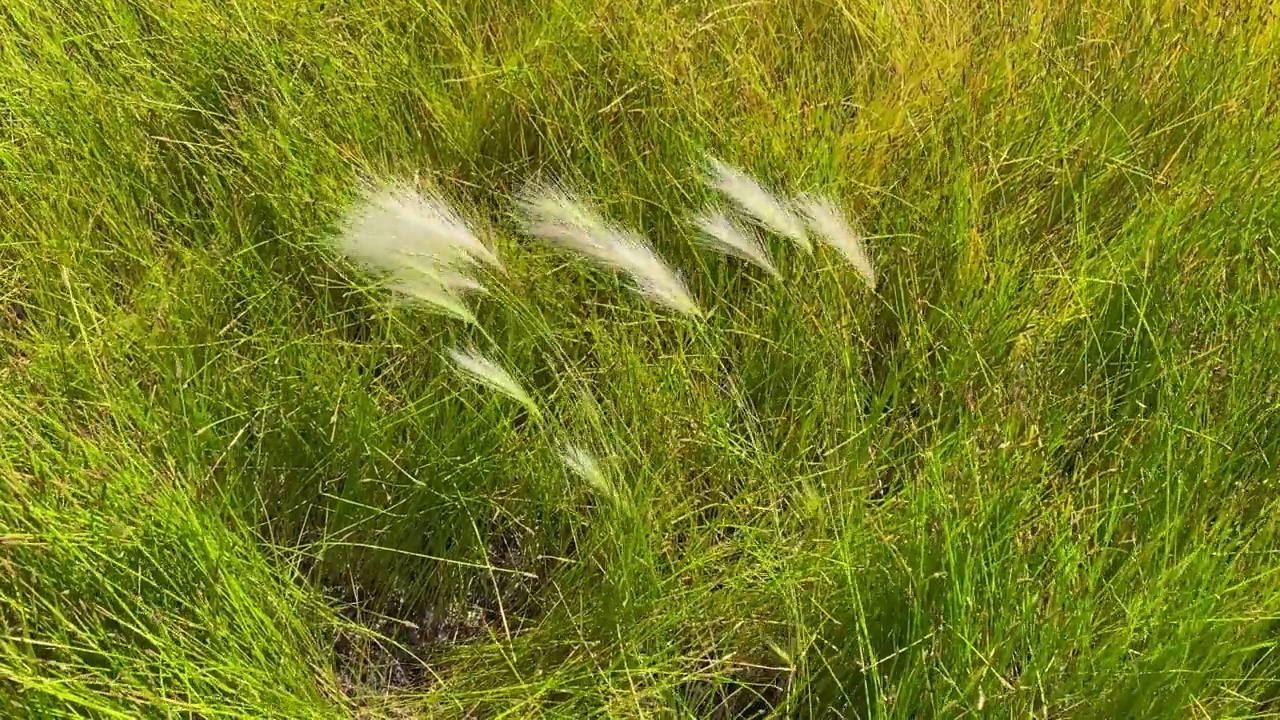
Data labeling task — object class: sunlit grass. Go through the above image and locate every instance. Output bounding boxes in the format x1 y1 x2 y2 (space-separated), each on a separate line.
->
1 0 1279 717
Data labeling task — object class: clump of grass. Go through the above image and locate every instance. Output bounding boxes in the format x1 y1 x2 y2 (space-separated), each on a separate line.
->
690 208 782 280
797 194 876 290
516 183 701 317
10 2 1280 716
334 180 503 323
703 157 810 252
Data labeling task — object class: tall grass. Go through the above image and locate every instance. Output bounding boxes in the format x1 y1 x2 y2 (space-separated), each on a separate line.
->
2 0 1280 717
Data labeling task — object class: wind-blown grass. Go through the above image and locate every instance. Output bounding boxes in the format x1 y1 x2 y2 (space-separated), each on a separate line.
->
3 1 1280 718
703 157 811 252
798 194 876 289
516 183 701 317
691 207 782 280
334 181 502 323
560 443 627 510
446 346 540 418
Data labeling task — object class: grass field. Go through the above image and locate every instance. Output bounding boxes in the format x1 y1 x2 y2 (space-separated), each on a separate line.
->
3 0 1280 716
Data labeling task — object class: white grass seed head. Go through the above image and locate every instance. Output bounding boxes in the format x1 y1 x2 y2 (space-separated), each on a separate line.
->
339 180 503 272
386 277 477 325
516 183 701 318
560 443 627 509
703 156 811 252
797 193 876 290
446 347 540 417
690 207 781 279
335 180 503 321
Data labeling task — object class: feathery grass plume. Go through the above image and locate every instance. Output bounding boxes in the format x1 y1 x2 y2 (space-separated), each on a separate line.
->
560 443 627 509
798 194 876 290
691 208 781 279
339 180 504 271
386 277 477 324
446 347 539 417
516 183 702 317
392 263 489 296
334 180 503 322
703 156 811 252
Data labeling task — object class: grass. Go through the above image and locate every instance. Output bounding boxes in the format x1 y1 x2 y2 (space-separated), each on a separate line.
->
2 0 1280 716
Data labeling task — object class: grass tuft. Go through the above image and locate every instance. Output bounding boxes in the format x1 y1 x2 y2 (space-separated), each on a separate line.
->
3 0 1280 716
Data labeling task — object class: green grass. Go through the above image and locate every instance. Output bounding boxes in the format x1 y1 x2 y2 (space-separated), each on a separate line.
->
2 0 1280 716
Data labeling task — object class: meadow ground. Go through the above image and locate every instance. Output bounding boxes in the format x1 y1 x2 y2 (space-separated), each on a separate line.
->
2 1 1280 717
